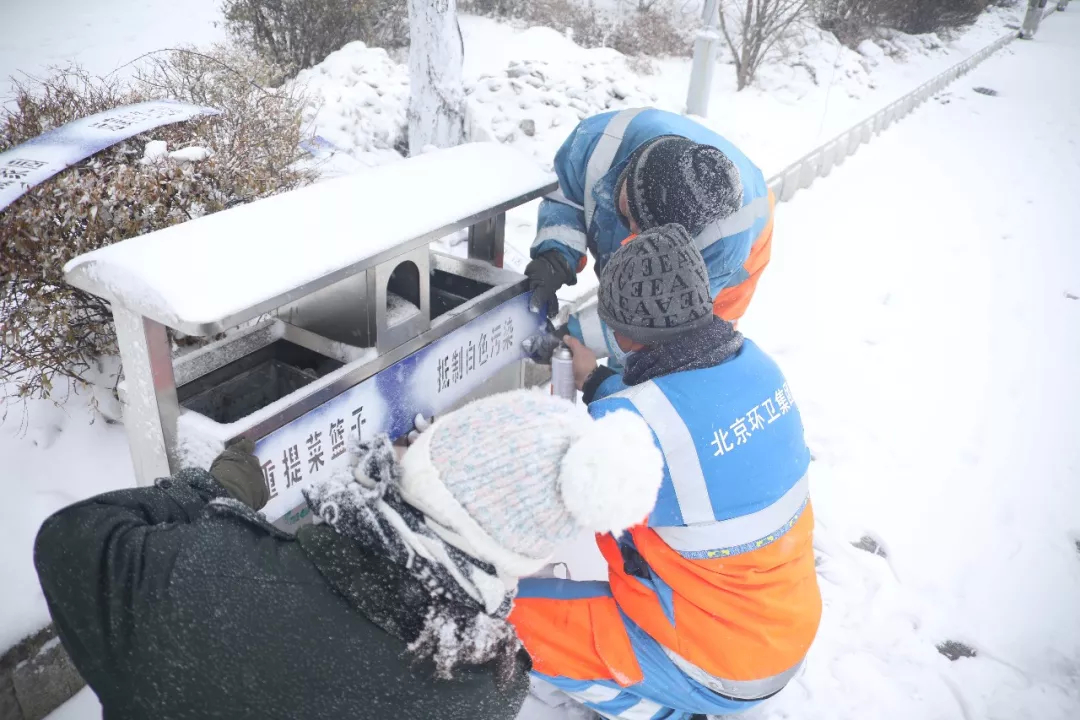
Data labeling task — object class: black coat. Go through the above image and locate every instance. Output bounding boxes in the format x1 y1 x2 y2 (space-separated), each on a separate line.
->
33 469 528 720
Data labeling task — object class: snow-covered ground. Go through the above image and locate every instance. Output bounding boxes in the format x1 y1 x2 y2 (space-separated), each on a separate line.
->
0 0 224 104
2 1 1077 719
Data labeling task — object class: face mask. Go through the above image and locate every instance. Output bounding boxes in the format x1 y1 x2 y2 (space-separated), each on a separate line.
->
604 325 631 369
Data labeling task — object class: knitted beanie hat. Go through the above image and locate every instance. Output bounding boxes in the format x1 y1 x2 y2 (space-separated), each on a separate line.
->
617 135 744 235
598 223 713 344
398 390 664 579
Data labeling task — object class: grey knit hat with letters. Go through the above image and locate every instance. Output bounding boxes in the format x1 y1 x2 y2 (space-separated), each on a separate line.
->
598 223 713 344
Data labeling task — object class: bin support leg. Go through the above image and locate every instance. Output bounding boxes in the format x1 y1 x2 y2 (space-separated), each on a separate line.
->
113 307 180 486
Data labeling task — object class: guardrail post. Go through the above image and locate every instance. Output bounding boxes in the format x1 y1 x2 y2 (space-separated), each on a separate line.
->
1021 0 1047 38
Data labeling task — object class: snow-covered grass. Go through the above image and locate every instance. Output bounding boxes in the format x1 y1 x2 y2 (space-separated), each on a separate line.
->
0 372 134 652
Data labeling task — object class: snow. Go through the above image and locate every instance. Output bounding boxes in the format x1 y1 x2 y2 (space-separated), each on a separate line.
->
0 374 134 653
63 142 555 333
141 139 168 163
292 42 410 170
45 687 101 720
386 291 422 325
0 0 223 104
167 146 212 163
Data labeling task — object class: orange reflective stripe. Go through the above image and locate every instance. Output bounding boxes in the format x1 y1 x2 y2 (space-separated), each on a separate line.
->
601 500 820 684
620 233 639 247
509 593 644 687
576 255 589 273
712 190 775 323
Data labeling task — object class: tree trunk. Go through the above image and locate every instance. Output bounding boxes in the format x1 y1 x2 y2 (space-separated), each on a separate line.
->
407 0 466 155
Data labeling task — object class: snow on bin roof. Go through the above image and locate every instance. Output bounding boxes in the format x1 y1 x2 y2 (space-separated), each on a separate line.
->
64 142 557 335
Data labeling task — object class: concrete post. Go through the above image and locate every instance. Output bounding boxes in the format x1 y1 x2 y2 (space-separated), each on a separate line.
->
686 0 721 117
1021 0 1048 39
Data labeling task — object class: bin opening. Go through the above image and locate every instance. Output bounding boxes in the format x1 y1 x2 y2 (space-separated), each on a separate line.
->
387 261 422 327
178 340 343 424
431 269 493 319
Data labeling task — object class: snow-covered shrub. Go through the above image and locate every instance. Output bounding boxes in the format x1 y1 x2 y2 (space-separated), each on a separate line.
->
222 0 409 77
461 0 694 58
885 0 989 35
814 0 886 46
0 49 315 407
814 0 993 47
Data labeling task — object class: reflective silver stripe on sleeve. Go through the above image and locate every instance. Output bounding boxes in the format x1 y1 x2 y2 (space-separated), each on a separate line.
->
616 380 715 525
544 187 585 212
693 193 771 252
664 648 803 701
653 473 809 557
615 698 665 719
575 303 609 357
564 683 622 704
584 107 647 229
531 225 589 254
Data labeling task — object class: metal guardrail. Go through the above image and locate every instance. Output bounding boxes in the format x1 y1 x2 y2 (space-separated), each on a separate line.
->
766 13 1053 202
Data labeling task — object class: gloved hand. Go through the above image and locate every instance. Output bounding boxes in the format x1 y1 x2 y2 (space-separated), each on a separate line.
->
210 437 270 511
525 250 576 319
522 323 569 364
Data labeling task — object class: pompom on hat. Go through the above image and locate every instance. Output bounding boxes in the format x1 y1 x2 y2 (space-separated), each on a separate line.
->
398 390 664 578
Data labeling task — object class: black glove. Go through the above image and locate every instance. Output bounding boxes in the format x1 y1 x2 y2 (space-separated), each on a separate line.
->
210 437 270 511
525 250 577 319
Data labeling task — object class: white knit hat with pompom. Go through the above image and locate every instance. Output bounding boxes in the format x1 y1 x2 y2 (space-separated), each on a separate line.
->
398 389 663 579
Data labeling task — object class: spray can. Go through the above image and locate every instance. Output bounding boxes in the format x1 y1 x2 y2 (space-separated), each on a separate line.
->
550 344 576 403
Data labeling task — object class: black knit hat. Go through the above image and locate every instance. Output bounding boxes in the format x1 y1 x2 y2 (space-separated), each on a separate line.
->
598 223 713 345
616 136 744 235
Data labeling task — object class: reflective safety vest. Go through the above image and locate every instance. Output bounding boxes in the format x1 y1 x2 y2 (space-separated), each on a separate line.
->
539 108 775 359
588 340 821 699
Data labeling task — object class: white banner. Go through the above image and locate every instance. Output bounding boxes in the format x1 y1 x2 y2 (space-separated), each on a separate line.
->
0 100 220 212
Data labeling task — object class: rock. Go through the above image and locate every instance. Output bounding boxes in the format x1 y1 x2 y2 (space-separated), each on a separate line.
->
519 119 536 137
11 638 85 720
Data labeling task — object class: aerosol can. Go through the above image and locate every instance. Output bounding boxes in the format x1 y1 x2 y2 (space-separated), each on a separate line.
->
550 344 576 403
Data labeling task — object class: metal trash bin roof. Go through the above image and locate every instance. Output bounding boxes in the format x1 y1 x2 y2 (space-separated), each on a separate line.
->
64 142 557 335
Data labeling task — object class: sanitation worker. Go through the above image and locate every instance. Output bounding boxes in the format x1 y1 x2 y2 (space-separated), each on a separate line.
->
525 107 774 367
34 392 664 720
511 224 820 719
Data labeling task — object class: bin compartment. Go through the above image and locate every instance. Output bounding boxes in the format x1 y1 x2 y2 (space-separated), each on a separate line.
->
431 269 493 318
178 340 343 424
